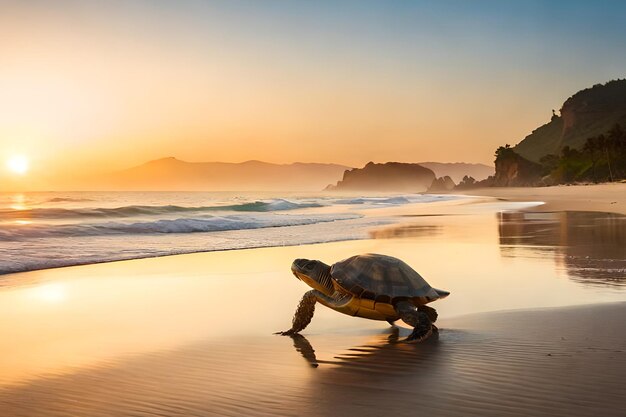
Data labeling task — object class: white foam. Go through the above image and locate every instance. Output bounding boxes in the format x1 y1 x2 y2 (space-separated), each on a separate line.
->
0 213 361 240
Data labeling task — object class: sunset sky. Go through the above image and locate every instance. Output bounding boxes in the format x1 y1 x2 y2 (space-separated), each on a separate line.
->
1 0 626 189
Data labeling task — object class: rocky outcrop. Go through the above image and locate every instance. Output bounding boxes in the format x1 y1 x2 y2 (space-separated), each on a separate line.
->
493 146 543 186
428 176 456 191
418 162 494 183
326 162 436 192
455 175 495 189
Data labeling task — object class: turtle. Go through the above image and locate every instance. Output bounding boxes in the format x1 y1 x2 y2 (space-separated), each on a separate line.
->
276 253 450 342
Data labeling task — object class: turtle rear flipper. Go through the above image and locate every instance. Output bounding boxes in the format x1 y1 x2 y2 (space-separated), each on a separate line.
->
396 300 433 342
418 304 438 323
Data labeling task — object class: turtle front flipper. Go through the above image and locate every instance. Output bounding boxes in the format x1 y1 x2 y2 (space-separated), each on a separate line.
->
395 300 433 342
275 290 317 336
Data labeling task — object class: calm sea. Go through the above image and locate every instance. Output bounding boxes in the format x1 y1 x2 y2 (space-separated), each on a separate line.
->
0 191 458 274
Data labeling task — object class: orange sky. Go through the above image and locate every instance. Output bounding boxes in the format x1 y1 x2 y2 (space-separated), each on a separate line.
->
1 1 625 190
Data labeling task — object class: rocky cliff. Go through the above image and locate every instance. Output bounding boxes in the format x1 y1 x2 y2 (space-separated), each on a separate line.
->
514 79 626 162
493 148 543 186
428 176 456 191
326 162 436 192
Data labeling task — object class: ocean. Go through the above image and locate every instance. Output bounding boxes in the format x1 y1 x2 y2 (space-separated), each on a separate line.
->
0 191 459 274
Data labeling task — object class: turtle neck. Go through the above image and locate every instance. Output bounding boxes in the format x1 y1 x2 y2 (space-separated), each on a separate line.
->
317 266 334 295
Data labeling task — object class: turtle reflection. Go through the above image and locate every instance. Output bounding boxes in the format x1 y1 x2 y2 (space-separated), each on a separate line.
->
289 326 440 369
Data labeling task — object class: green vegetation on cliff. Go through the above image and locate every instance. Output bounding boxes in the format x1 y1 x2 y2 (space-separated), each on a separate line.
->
550 123 626 183
514 79 626 163
493 123 626 185
491 79 626 186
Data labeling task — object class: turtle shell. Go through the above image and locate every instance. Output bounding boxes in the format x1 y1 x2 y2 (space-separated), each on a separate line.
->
330 253 443 302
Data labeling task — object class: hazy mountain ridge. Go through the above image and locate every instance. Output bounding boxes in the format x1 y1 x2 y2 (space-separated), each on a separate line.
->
102 157 351 191
83 158 496 192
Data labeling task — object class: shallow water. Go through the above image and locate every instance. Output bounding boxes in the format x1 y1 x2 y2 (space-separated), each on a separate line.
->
0 204 624 416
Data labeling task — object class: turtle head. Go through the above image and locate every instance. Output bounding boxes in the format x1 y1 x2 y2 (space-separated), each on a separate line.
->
291 259 334 296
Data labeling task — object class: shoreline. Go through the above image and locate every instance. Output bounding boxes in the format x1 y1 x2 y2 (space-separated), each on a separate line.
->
0 194 482 276
2 183 624 276
455 182 626 214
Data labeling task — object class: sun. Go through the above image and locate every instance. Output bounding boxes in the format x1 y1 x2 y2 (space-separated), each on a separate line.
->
6 155 30 175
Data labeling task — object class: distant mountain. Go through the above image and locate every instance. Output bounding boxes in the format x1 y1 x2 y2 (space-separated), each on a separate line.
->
418 162 494 183
514 79 626 162
326 162 435 192
100 157 351 191
88 158 497 192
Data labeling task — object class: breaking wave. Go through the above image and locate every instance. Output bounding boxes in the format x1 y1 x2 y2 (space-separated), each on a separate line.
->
0 213 360 240
0 192 466 274
335 195 452 205
0 199 323 220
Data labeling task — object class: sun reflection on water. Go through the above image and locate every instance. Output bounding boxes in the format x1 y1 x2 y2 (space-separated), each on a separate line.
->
9 194 28 211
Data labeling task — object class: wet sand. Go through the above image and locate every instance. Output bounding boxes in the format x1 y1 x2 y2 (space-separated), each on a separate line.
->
1 302 624 417
457 183 626 214
0 195 624 416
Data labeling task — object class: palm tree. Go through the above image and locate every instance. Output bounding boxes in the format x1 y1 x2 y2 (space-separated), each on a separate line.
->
583 136 600 183
607 124 625 178
597 134 614 182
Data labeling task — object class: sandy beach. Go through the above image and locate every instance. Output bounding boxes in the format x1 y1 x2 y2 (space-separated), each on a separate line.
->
0 185 624 416
457 183 626 214
3 2 625 416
